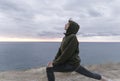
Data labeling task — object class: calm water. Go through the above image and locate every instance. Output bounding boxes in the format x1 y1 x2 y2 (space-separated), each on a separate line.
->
0 42 120 71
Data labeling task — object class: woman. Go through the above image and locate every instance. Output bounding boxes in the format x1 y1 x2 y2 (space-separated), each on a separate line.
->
46 19 112 81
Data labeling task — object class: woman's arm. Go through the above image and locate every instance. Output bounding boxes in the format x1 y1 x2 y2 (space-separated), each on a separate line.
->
53 35 78 65
53 47 61 61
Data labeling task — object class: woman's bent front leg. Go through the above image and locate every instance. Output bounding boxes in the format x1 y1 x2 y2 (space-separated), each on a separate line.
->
46 64 77 81
46 67 55 81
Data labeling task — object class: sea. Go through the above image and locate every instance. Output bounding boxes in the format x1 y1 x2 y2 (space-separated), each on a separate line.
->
0 42 120 71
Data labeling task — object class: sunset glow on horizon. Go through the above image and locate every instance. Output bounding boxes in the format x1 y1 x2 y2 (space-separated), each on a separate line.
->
1 36 120 42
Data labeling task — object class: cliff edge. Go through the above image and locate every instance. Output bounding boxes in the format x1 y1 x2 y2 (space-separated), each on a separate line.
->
0 63 120 81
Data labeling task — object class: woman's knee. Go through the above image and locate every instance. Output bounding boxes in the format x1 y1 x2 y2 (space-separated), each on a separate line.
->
46 67 53 72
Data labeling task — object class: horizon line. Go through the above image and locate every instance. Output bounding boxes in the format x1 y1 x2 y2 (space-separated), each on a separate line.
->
0 36 120 42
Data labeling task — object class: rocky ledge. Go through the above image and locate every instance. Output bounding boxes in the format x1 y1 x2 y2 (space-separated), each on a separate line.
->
0 63 120 81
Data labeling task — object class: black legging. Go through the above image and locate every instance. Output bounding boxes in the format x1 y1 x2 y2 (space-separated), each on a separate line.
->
46 64 101 81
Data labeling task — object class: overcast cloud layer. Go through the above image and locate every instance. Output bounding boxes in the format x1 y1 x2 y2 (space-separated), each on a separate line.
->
0 0 120 41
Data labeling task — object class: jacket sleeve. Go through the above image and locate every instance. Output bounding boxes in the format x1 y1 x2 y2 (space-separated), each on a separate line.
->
53 47 61 61
53 35 78 65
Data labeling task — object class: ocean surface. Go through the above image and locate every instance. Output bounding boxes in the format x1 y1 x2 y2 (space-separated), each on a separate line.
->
0 42 120 71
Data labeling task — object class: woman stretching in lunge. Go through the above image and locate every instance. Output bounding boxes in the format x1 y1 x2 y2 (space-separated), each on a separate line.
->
46 19 112 81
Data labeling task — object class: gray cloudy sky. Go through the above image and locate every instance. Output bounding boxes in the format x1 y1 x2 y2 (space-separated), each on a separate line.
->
0 0 120 42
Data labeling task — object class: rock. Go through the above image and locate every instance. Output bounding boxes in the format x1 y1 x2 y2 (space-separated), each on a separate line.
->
0 63 120 81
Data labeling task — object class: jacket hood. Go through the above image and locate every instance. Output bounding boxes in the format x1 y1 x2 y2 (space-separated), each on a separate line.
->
64 20 80 36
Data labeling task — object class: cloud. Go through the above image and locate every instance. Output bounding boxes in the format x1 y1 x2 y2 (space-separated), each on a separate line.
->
0 0 120 41
79 32 120 37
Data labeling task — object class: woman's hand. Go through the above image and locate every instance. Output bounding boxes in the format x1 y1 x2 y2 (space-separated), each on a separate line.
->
47 62 53 67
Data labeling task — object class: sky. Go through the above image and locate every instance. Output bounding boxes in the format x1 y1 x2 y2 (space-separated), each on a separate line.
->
0 0 120 42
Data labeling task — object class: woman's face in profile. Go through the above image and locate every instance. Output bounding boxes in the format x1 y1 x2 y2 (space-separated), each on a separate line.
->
65 22 70 30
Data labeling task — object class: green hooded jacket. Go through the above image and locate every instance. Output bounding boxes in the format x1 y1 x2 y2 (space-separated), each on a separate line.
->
53 20 81 66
